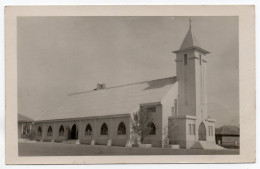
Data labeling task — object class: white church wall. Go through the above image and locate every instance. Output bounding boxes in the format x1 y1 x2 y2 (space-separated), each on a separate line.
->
176 49 209 120
168 116 197 149
42 122 53 142
161 84 178 146
185 118 196 149
194 50 208 119
206 120 216 142
168 117 187 148
79 119 94 145
187 50 197 117
34 115 131 146
34 123 42 141
51 122 58 141
77 115 131 146
111 116 131 147
176 50 198 117
40 123 47 141
94 118 110 145
141 103 163 147
54 121 69 142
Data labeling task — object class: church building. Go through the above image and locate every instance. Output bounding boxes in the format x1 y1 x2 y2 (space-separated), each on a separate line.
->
32 21 217 149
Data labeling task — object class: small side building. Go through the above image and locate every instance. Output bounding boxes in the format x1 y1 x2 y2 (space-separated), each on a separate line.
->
18 114 34 139
215 125 240 148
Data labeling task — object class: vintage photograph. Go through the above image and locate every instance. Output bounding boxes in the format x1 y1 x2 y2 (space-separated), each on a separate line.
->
4 5 255 164
17 16 240 156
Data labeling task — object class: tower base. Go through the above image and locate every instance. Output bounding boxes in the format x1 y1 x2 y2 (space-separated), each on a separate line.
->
168 115 217 149
191 141 224 150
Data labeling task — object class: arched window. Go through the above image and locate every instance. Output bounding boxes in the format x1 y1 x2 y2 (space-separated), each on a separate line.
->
59 125 64 136
117 122 126 135
100 123 108 135
148 122 156 135
198 122 206 141
37 126 42 136
85 124 92 135
23 125 28 135
47 126 52 136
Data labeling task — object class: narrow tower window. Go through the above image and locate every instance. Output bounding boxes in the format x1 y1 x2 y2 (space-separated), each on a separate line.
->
184 54 188 65
189 124 195 135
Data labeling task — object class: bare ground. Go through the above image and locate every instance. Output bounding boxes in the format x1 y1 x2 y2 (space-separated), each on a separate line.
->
18 142 239 156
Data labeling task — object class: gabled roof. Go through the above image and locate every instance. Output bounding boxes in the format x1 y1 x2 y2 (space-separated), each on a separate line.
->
18 114 34 122
215 125 240 135
37 77 177 121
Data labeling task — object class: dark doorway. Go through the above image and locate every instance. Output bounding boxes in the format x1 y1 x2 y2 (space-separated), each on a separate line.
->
198 122 206 141
70 124 78 139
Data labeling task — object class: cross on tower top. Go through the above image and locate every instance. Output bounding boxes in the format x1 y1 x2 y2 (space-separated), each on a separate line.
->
189 18 192 28
173 18 210 54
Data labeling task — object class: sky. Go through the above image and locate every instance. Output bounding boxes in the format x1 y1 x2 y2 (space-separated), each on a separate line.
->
17 16 239 127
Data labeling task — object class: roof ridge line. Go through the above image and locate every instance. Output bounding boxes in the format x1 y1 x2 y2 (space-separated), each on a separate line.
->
67 76 175 96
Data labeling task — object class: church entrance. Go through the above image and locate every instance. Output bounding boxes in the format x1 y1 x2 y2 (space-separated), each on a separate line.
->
198 122 206 141
70 124 78 139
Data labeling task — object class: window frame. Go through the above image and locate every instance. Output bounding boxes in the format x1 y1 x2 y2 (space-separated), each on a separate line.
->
100 123 108 135
37 126 42 136
148 122 156 135
146 106 156 113
189 124 196 135
59 125 65 136
208 126 213 136
85 124 92 136
47 126 53 136
192 124 195 135
184 54 188 65
117 122 126 135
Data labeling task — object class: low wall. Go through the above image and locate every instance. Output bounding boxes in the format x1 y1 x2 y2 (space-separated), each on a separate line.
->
80 138 92 145
112 138 127 147
96 136 109 145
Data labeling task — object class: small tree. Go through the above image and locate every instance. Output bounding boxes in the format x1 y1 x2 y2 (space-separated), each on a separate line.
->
132 107 153 143
28 130 36 140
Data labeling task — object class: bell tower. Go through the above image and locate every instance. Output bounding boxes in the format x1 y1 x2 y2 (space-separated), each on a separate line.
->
168 19 216 149
173 19 210 121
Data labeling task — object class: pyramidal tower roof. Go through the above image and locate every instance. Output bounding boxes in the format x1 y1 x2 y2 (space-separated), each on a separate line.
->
180 21 201 50
173 19 210 54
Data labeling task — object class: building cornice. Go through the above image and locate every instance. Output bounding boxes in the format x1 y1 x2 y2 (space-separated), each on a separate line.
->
35 113 131 123
169 115 197 120
172 46 210 55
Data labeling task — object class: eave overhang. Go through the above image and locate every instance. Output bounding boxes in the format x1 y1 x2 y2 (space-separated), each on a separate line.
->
172 46 210 55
